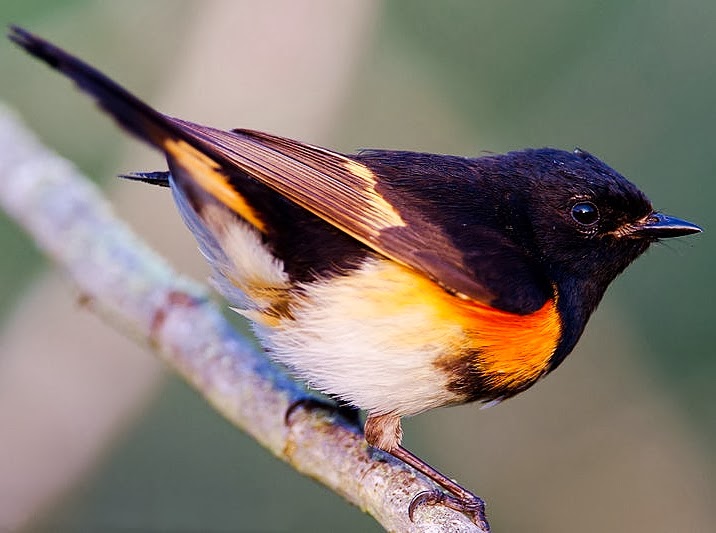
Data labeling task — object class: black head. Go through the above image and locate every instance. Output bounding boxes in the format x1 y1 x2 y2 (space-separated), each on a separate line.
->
492 147 701 363
511 148 699 283
359 146 700 324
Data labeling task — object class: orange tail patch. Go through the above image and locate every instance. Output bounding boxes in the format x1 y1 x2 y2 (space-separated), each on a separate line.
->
164 138 267 233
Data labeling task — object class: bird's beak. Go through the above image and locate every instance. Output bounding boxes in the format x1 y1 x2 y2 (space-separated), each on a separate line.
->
625 212 702 239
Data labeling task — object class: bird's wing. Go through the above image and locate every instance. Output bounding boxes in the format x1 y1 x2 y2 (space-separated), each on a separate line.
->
10 25 549 313
165 122 550 311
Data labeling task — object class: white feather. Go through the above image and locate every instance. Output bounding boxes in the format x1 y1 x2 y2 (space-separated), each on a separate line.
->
169 177 288 314
256 258 463 417
170 179 459 417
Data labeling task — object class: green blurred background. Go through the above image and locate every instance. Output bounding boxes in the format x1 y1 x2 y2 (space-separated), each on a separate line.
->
0 1 713 531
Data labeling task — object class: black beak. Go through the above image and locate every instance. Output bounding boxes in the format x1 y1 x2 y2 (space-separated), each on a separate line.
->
629 212 702 239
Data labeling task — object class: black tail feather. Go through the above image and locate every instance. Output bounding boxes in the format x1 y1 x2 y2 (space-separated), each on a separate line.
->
8 25 172 149
119 171 171 188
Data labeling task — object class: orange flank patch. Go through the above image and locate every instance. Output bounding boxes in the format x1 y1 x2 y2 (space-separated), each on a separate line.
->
349 260 562 394
163 139 267 233
368 261 561 395
265 258 559 414
453 295 561 392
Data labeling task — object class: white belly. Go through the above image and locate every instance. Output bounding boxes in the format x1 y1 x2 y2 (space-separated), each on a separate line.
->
254 258 464 417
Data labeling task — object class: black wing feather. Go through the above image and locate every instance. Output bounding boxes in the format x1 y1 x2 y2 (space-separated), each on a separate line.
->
10 26 551 313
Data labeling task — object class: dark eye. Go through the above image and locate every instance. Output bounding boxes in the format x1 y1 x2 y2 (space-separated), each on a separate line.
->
571 201 600 226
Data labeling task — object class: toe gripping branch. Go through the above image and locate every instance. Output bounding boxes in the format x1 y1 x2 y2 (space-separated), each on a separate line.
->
391 444 491 531
286 400 490 531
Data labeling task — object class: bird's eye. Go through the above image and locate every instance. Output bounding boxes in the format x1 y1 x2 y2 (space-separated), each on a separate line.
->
571 201 600 226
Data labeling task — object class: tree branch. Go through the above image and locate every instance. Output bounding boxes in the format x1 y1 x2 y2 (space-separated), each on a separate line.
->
0 104 484 532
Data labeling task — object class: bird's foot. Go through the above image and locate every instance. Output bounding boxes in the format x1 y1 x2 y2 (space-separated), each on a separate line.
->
285 396 362 428
409 489 489 531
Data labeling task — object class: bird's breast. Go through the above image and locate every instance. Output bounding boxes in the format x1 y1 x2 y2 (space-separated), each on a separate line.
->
436 291 562 402
253 256 562 415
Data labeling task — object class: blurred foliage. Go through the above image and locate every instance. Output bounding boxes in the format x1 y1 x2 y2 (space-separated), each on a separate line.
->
1 1 714 532
0 0 193 319
44 379 377 532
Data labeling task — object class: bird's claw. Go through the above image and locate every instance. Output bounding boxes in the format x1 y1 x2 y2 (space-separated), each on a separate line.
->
409 489 490 532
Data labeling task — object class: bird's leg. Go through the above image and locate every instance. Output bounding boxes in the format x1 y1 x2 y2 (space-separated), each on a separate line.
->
364 414 490 532
391 445 489 528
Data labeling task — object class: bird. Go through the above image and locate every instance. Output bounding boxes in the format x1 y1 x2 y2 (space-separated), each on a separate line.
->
9 25 701 530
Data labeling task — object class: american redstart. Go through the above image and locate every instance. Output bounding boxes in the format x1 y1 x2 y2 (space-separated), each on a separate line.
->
9 26 701 530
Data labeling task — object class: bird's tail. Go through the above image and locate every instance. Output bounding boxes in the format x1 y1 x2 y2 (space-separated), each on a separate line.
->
8 25 184 151
8 25 267 228
119 171 171 188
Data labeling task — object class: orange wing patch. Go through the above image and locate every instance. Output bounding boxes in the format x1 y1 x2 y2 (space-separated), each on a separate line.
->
341 160 406 230
164 139 267 233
